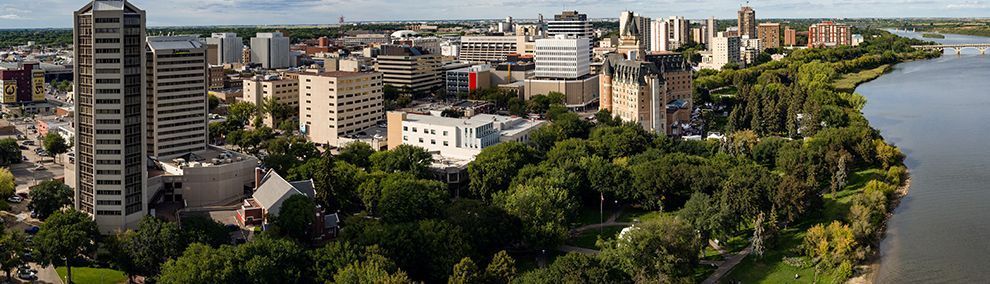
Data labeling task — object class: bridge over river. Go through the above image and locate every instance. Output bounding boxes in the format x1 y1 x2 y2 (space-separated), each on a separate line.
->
912 43 990 55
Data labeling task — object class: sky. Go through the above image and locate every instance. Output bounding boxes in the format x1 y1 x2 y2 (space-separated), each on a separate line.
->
1 0 989 28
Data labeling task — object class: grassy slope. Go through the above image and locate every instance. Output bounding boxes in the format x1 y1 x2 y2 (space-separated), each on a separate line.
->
724 168 884 283
833 65 890 93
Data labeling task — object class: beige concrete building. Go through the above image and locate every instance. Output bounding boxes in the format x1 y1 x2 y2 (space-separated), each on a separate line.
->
242 75 299 128
73 0 148 232
298 71 384 147
146 36 209 160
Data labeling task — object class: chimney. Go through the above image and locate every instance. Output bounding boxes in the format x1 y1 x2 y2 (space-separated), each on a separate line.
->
254 167 264 190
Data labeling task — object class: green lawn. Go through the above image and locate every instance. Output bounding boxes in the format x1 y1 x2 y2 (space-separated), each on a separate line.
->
566 226 625 249
616 207 669 223
832 65 890 92
573 206 618 228
56 266 127 284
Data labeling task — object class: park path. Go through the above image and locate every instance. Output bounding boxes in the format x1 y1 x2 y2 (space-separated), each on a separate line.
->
701 244 754 284
570 207 632 234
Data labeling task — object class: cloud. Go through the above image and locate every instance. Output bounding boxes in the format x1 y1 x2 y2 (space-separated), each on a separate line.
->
1 0 990 28
946 1 990 9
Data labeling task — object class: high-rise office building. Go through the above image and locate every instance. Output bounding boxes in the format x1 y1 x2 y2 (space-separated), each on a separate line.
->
73 0 148 232
757 23 781 50
299 71 384 147
146 36 208 160
250 32 290 69
738 6 757 38
376 45 442 95
206 33 243 65
458 36 519 63
547 10 593 38
808 21 852 48
535 37 591 79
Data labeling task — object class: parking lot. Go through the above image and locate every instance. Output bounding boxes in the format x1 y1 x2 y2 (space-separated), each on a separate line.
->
3 118 65 195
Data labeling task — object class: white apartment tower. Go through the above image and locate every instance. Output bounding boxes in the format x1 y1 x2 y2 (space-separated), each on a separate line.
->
547 10 593 39
701 32 741 70
73 0 148 232
206 33 243 65
250 32 290 69
706 17 717 46
146 36 208 160
649 16 690 52
534 37 591 79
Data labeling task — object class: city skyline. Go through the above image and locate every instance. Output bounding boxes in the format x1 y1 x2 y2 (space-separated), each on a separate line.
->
1 0 990 28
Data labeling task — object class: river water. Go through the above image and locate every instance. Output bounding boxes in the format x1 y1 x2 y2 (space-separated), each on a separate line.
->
858 31 990 282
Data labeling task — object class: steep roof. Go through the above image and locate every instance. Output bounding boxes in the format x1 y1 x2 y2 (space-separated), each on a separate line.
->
252 170 312 217
622 16 640 37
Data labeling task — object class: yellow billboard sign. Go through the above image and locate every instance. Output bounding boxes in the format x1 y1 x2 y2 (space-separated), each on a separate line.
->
32 72 45 101
1 81 15 103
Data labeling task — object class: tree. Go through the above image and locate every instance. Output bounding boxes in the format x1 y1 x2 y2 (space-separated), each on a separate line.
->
468 142 538 200
370 144 433 178
226 101 257 127
0 231 26 281
27 180 72 219
33 209 100 284
589 123 651 159
333 253 410 284
273 194 316 240
523 253 628 283
115 217 186 279
0 168 13 200
338 142 375 169
445 200 522 257
313 152 366 214
159 244 238 284
179 215 231 248
448 257 481 284
485 250 517 284
599 216 700 283
311 241 364 283
0 139 19 166
803 221 858 281
377 174 448 223
493 183 576 249
207 95 221 113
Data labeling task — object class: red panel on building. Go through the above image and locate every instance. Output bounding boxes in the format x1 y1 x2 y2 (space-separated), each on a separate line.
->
468 72 477 91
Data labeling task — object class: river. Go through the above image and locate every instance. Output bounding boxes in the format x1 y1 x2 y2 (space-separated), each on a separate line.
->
857 30 990 282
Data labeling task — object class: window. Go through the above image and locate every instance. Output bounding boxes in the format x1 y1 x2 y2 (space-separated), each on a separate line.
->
442 131 448 136
418 138 423 143
443 141 448 146
430 139 436 145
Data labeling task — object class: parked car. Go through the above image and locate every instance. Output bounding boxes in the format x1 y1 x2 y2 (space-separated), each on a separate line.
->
23 226 39 235
17 269 35 280
21 140 33 146
17 192 28 199
6 196 22 203
18 145 28 150
31 165 45 171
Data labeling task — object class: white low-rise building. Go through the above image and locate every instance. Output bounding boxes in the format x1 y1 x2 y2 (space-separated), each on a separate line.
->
386 111 546 161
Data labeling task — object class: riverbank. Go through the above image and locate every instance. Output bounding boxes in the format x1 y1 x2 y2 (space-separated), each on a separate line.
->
833 65 891 93
848 172 912 284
